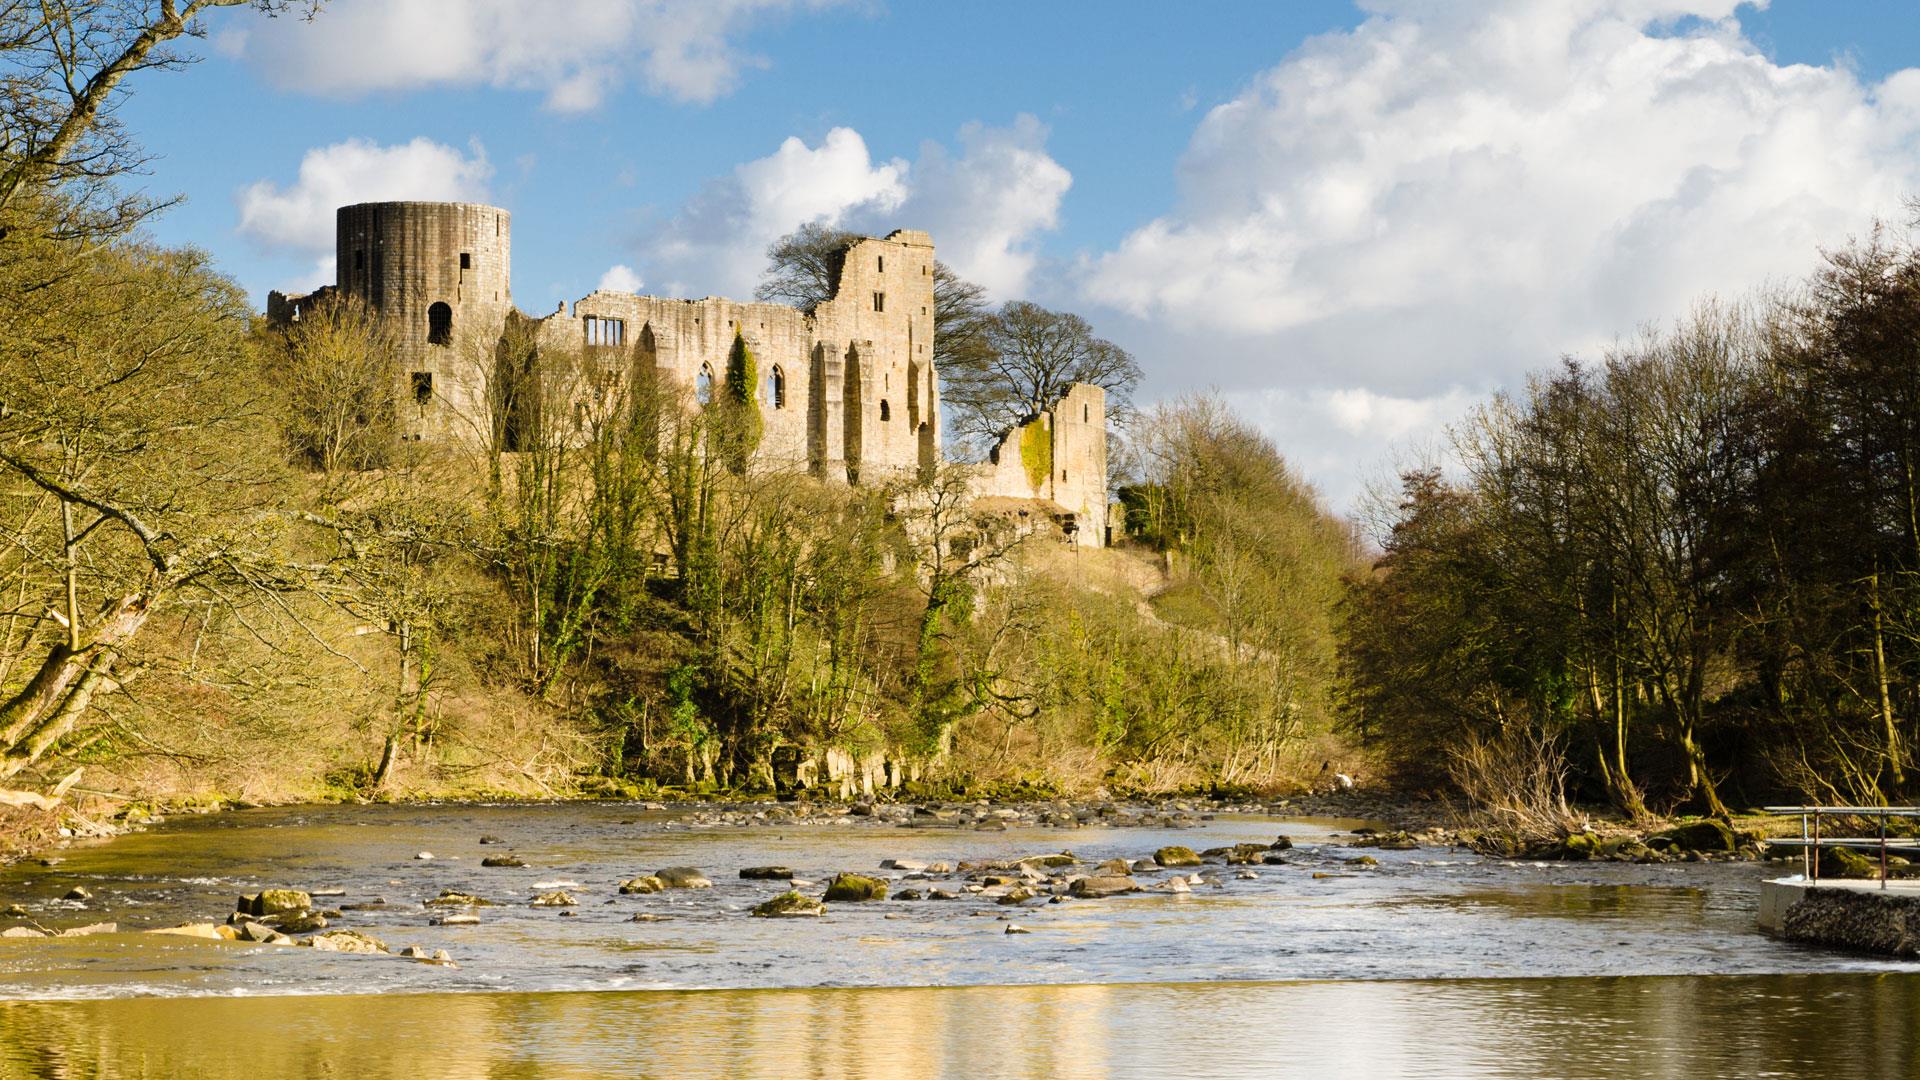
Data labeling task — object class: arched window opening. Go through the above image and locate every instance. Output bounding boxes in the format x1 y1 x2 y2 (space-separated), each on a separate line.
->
427 301 453 346
696 363 714 405
879 399 891 422
767 366 786 409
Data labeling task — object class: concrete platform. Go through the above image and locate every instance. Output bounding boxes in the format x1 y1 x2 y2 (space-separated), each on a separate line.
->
1759 876 1920 954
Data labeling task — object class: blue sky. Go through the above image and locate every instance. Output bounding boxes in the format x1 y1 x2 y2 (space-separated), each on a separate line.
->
113 0 1920 508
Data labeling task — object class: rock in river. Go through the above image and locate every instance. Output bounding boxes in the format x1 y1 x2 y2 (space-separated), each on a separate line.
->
481 855 527 868
431 913 481 927
426 889 495 907
1153 846 1204 868
147 923 238 940
530 891 577 907
752 891 827 918
619 876 665 894
305 929 389 954
823 873 888 902
654 867 713 889
239 889 312 917
274 911 329 934
739 866 794 880
1069 875 1141 899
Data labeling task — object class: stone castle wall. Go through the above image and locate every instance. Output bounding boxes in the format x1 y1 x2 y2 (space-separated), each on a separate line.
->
547 230 938 480
973 383 1109 545
330 202 513 441
265 202 1105 540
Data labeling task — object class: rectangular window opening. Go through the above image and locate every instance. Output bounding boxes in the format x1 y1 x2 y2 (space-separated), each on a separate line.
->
353 250 365 271
873 291 885 312
411 372 433 405
877 255 885 272
460 252 472 270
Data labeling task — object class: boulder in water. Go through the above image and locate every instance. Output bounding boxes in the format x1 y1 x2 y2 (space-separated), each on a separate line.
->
752 891 827 918
1153 846 1203 868
654 867 713 889
823 873 888 902
239 889 312 917
305 929 389 954
1069 875 1141 899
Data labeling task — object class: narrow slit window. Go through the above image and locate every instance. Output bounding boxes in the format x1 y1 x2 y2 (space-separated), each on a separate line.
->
767 366 786 409
877 255 885 272
872 292 885 312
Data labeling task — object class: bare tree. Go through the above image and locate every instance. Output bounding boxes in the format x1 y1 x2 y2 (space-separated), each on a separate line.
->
0 240 304 779
753 222 858 311
945 301 1141 451
255 293 399 488
1 0 315 241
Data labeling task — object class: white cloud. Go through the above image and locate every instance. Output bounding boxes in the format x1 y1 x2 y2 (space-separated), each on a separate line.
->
598 264 644 293
1082 0 1920 428
237 137 493 254
645 127 909 297
643 119 1070 300
897 116 1073 297
235 0 846 110
1321 386 1477 441
1218 384 1478 517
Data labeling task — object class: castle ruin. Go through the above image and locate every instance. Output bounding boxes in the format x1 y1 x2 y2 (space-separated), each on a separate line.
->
268 201 1108 543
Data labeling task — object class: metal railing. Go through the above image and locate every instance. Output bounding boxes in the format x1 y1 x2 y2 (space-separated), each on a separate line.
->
1763 806 1920 889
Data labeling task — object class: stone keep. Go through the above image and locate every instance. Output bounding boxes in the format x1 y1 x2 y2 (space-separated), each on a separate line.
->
266 201 1107 542
335 202 512 440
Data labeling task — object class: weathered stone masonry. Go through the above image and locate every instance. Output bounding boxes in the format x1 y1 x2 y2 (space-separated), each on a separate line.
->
267 201 1107 543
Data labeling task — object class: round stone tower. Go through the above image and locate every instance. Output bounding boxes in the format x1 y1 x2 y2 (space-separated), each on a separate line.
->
335 201 512 439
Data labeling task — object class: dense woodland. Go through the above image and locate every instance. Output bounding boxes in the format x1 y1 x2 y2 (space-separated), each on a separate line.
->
0 2 1357 807
1340 231 1920 819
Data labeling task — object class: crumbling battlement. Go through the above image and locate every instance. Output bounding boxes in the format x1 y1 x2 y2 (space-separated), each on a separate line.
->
972 383 1109 546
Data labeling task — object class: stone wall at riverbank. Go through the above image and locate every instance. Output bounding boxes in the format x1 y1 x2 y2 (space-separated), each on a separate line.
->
1767 879 1920 957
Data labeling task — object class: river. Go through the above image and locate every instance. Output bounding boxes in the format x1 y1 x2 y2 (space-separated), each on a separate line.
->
0 801 1914 1077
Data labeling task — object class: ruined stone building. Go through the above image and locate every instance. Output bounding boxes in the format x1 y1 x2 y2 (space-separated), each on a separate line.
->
267 200 1108 543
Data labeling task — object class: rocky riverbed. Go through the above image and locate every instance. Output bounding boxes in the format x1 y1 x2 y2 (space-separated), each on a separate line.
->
0 798 1909 999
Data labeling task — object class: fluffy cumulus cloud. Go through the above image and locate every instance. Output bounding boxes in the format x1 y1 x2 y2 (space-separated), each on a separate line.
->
237 137 493 253
646 127 908 297
235 0 845 110
645 119 1070 300
597 264 645 293
1082 0 1920 505
898 116 1073 297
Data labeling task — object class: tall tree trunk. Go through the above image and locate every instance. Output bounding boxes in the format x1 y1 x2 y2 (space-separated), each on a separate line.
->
1870 571 1905 788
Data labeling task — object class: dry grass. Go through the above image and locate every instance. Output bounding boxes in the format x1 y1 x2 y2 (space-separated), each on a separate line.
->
1446 727 1589 839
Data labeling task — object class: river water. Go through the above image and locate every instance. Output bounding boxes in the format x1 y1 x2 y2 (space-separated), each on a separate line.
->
0 801 1915 1077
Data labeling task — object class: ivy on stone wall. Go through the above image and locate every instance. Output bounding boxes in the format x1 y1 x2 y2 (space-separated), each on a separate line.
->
1020 416 1052 493
723 327 763 470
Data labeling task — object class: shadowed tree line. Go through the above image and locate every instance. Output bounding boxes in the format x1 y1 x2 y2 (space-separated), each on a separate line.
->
1340 227 1920 816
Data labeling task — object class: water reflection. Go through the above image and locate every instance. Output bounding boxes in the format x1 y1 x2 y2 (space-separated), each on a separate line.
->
1 974 1915 1079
